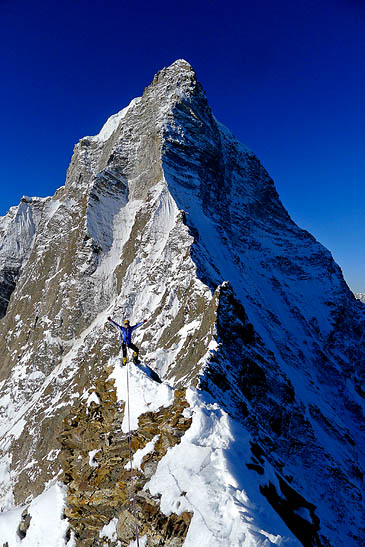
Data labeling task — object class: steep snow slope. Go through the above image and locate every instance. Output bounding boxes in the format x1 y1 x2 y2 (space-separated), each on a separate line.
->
0 484 74 546
0 60 363 546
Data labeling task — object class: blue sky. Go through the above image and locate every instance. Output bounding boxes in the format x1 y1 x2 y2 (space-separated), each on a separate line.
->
1 0 364 291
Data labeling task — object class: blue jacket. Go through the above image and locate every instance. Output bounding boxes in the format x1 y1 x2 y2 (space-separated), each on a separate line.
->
109 319 144 344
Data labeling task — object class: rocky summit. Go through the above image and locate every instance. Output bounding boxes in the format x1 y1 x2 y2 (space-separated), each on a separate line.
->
0 60 364 546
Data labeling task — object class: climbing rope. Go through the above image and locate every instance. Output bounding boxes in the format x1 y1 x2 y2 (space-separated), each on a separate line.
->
126 358 140 547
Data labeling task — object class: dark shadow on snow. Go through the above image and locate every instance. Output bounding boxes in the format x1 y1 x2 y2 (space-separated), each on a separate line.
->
135 362 162 383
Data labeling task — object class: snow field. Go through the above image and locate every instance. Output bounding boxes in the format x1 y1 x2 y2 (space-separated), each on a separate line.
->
145 387 300 546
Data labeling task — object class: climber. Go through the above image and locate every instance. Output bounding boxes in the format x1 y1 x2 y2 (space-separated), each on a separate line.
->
107 316 147 365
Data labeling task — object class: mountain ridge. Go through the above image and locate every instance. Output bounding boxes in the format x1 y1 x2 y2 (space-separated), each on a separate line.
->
0 59 363 546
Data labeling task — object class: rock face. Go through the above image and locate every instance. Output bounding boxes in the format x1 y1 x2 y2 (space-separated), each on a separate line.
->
59 363 192 546
0 60 364 546
0 196 45 319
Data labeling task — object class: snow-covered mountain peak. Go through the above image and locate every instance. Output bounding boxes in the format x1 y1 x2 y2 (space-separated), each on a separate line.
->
64 60 207 199
0 60 363 546
151 58 198 88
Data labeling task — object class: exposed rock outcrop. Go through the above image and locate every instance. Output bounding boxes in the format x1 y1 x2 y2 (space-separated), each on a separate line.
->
59 362 192 545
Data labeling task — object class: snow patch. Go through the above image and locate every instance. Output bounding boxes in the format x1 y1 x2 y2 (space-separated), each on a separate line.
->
86 391 100 406
129 536 147 547
0 453 14 511
89 449 101 468
110 359 174 432
46 449 60 462
125 435 160 470
0 483 73 546
99 517 118 541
